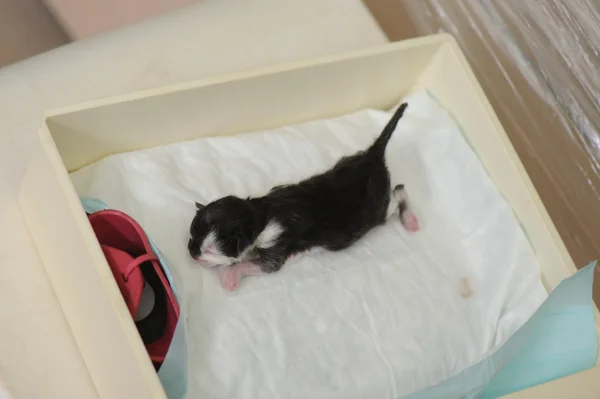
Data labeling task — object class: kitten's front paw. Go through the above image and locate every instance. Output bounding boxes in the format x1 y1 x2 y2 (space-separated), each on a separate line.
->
218 266 241 291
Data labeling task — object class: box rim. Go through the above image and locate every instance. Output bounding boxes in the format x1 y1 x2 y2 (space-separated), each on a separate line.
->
22 32 599 397
41 33 453 119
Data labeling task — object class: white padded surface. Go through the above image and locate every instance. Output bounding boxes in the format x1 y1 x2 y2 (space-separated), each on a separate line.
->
0 1 385 397
70 91 547 398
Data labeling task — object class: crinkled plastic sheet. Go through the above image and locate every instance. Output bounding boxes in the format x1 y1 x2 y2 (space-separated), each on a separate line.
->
403 1 600 293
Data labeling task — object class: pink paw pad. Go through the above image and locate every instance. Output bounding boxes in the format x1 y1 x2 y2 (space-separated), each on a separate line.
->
218 267 241 291
401 211 420 232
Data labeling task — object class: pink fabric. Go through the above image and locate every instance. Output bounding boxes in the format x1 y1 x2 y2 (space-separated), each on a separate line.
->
88 210 179 363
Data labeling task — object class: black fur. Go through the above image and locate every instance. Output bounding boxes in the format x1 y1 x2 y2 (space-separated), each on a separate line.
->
189 103 409 273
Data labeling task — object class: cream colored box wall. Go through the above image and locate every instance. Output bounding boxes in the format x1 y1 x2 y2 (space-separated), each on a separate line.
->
18 34 598 398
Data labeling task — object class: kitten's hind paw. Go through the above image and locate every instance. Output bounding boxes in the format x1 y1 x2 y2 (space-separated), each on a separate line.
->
401 211 420 232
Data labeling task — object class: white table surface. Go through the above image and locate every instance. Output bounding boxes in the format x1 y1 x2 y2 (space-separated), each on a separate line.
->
0 1 386 397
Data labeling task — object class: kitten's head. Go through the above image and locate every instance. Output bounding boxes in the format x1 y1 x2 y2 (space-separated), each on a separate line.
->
188 196 259 268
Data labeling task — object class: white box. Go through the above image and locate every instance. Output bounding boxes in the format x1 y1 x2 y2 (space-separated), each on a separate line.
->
17 34 598 398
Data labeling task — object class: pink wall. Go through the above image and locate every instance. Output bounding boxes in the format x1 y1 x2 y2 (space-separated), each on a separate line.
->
43 0 196 40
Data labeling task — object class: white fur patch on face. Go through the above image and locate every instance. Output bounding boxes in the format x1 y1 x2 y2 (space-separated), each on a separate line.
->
197 230 235 268
201 230 217 251
255 220 284 249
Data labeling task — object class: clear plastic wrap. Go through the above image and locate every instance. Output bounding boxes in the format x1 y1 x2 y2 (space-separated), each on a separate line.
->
403 1 600 277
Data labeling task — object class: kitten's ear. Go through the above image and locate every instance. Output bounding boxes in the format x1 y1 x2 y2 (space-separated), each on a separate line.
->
195 201 204 210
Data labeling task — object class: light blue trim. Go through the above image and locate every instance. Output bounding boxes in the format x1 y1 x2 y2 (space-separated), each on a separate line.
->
402 261 597 399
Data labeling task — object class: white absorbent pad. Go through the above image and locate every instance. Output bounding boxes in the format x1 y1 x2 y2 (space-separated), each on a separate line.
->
70 90 548 398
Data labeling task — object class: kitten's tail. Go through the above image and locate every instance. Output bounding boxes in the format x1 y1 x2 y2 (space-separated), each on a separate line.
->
370 102 408 154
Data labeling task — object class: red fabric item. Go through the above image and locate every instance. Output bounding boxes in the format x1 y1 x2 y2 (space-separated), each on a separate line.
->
88 210 179 364
99 244 150 316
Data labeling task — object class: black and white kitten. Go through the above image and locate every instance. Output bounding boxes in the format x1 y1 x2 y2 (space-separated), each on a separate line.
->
188 103 418 290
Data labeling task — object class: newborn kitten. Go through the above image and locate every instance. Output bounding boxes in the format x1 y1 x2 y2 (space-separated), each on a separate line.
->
188 103 418 290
